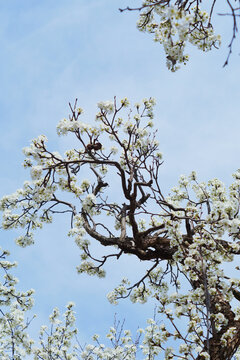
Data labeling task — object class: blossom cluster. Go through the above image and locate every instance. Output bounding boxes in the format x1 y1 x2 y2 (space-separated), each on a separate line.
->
33 302 78 359
137 2 221 71
0 247 35 358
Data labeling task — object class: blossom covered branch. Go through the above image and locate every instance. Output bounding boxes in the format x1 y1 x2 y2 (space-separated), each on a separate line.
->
120 0 240 70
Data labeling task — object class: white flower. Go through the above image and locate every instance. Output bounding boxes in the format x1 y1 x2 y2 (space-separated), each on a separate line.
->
30 165 43 180
97 100 114 113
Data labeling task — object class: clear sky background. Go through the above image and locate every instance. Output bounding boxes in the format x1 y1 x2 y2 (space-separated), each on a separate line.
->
1 0 240 350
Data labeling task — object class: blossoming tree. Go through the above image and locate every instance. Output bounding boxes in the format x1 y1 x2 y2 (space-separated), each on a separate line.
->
1 1 240 359
1 96 240 359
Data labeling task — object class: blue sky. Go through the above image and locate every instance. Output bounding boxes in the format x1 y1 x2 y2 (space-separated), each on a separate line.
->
1 0 240 350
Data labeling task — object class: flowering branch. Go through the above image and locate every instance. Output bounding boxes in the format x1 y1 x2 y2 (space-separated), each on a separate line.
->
120 0 240 70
